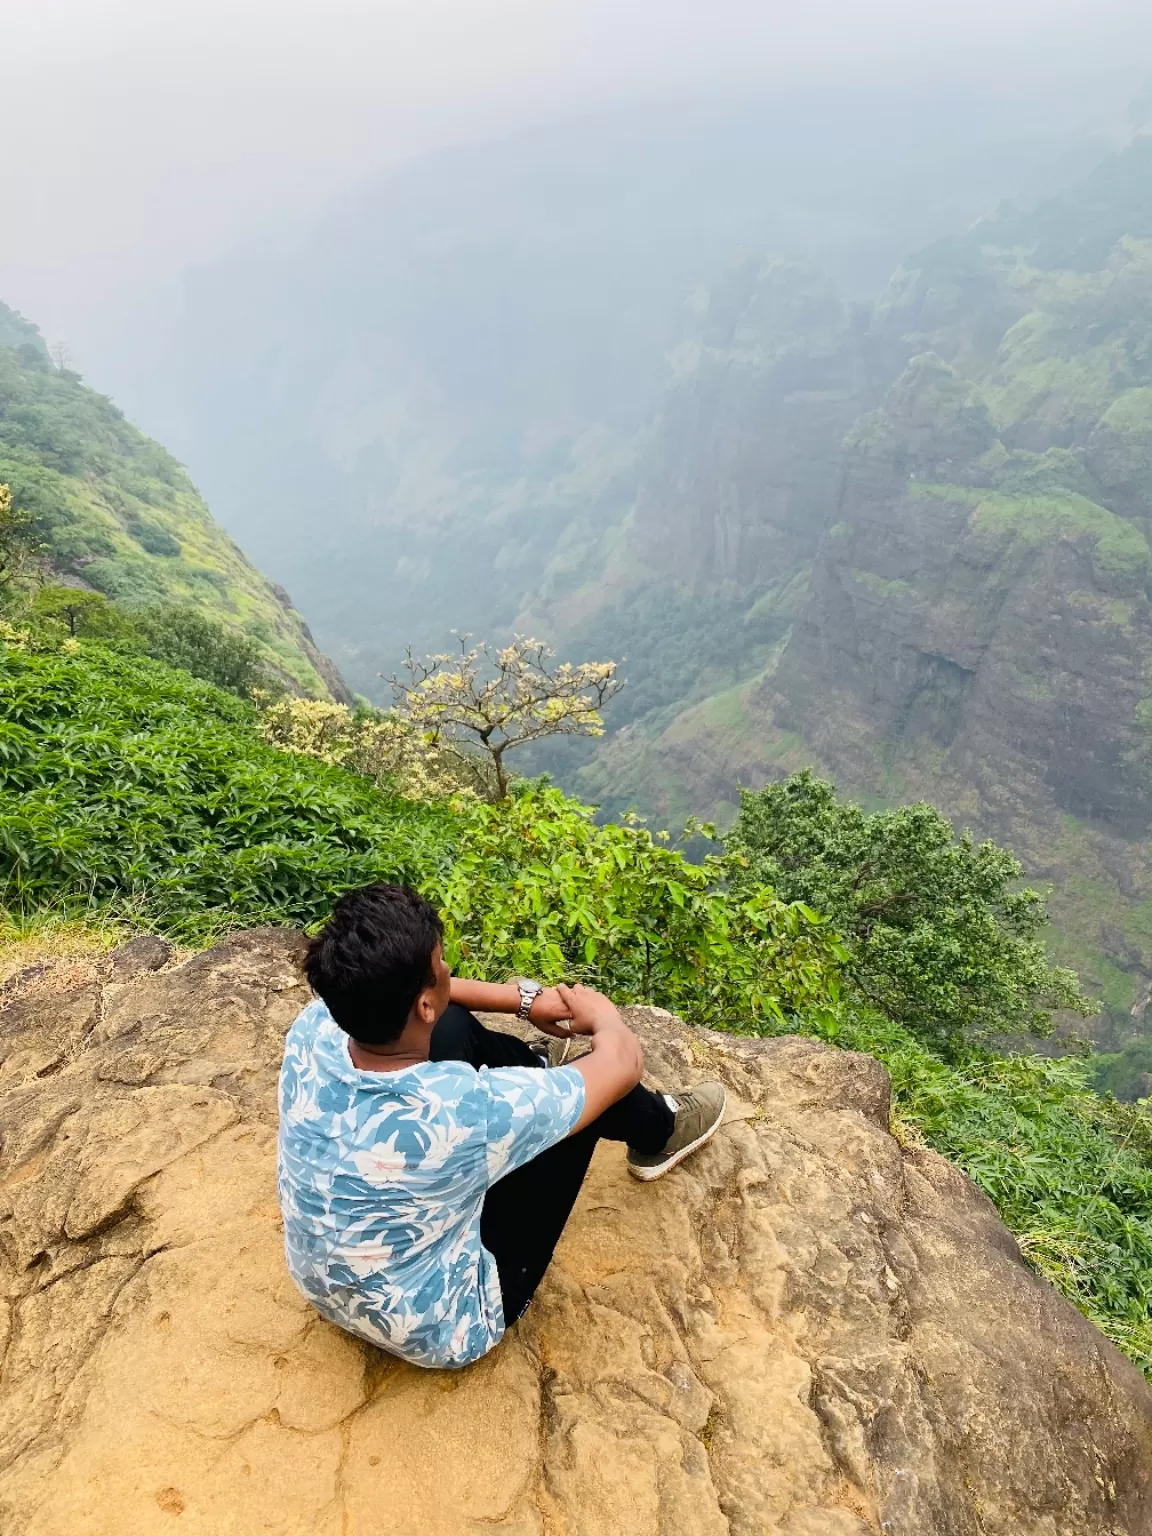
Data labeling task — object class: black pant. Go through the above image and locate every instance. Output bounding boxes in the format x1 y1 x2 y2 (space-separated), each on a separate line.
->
429 1003 675 1325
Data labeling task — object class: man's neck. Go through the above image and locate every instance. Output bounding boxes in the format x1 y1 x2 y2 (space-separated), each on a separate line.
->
348 1019 434 1073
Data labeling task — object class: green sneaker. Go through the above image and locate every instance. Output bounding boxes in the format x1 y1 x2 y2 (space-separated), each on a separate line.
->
535 1033 594 1069
627 1081 727 1182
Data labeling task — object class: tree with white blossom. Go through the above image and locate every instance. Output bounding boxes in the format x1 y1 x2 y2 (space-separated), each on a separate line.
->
387 635 623 800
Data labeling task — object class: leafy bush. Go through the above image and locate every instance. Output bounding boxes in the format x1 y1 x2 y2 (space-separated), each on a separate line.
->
727 770 1089 1055
438 786 843 1031
132 603 270 696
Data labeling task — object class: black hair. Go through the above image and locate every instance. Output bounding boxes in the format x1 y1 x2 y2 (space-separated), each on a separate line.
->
304 883 444 1044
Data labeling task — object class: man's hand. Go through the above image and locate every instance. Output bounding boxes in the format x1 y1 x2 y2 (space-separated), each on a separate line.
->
528 987 575 1033
554 983 626 1035
555 984 646 1133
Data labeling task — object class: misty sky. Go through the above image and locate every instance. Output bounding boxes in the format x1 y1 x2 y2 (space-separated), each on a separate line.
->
3 0 1150 372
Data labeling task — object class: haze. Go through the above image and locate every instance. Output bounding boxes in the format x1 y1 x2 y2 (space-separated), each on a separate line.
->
2 0 1150 381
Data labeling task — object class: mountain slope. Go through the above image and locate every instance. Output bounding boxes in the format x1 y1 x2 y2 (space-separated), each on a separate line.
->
584 136 1152 1039
0 303 345 698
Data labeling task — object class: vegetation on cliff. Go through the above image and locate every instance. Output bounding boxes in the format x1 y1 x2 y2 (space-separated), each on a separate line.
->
0 302 334 694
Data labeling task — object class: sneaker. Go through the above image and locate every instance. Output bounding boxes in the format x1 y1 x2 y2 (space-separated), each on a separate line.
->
535 1033 594 1069
627 1081 727 1182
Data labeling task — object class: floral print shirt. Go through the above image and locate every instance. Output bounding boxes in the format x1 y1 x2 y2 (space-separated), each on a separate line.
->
277 1000 585 1368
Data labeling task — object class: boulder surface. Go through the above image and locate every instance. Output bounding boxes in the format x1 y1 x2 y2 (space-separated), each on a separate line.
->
0 928 1150 1535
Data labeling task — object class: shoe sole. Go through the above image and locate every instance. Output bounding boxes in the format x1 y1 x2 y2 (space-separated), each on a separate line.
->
627 1088 727 1182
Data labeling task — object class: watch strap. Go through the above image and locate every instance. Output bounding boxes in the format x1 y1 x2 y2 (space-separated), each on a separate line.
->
516 978 543 1020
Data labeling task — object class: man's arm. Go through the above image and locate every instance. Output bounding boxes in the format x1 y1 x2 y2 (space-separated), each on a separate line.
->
449 977 573 1026
555 984 644 1133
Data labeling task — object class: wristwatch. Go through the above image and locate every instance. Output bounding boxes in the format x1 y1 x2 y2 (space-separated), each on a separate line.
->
515 978 544 1021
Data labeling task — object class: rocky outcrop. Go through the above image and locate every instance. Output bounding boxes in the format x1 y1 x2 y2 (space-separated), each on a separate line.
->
268 582 356 705
1 930 1150 1534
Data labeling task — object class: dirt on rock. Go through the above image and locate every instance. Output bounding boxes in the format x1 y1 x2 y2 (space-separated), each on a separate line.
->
0 928 1149 1535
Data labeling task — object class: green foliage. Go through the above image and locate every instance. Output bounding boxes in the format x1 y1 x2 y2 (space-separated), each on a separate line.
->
0 641 842 1034
1092 1039 1152 1102
20 589 272 698
29 585 137 641
132 603 270 697
0 642 453 938
556 580 795 731
727 771 1089 1056
439 785 844 1030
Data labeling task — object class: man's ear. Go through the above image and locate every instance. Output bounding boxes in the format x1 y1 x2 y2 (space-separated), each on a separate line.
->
414 986 438 1026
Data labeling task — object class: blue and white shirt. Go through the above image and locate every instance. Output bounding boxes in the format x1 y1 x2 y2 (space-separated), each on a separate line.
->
277 1000 585 1369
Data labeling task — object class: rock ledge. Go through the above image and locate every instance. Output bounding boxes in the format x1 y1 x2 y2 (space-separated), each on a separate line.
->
0 929 1149 1534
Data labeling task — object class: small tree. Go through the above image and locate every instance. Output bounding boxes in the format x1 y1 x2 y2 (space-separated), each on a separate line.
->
387 635 623 799
48 341 75 377
29 585 134 641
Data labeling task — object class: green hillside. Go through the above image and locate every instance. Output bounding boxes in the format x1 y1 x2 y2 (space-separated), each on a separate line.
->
0 302 341 697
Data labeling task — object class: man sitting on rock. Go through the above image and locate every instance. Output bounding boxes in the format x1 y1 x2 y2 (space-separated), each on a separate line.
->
277 882 726 1368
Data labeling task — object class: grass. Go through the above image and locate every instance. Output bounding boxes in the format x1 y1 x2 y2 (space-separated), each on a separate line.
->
0 906 143 988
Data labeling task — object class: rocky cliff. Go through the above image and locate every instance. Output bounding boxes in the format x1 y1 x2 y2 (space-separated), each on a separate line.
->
1 929 1149 1534
576 139 1152 1035
629 258 884 586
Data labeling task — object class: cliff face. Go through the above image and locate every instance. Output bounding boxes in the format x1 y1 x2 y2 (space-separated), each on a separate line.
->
630 259 884 586
774 355 1152 838
765 151 1152 1009
1 930 1150 1535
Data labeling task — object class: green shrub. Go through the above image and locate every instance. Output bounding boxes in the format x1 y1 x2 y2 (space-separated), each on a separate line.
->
132 602 269 696
439 786 844 1030
727 770 1089 1056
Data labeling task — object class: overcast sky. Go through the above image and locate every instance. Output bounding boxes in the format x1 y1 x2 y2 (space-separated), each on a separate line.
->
3 0 1150 368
